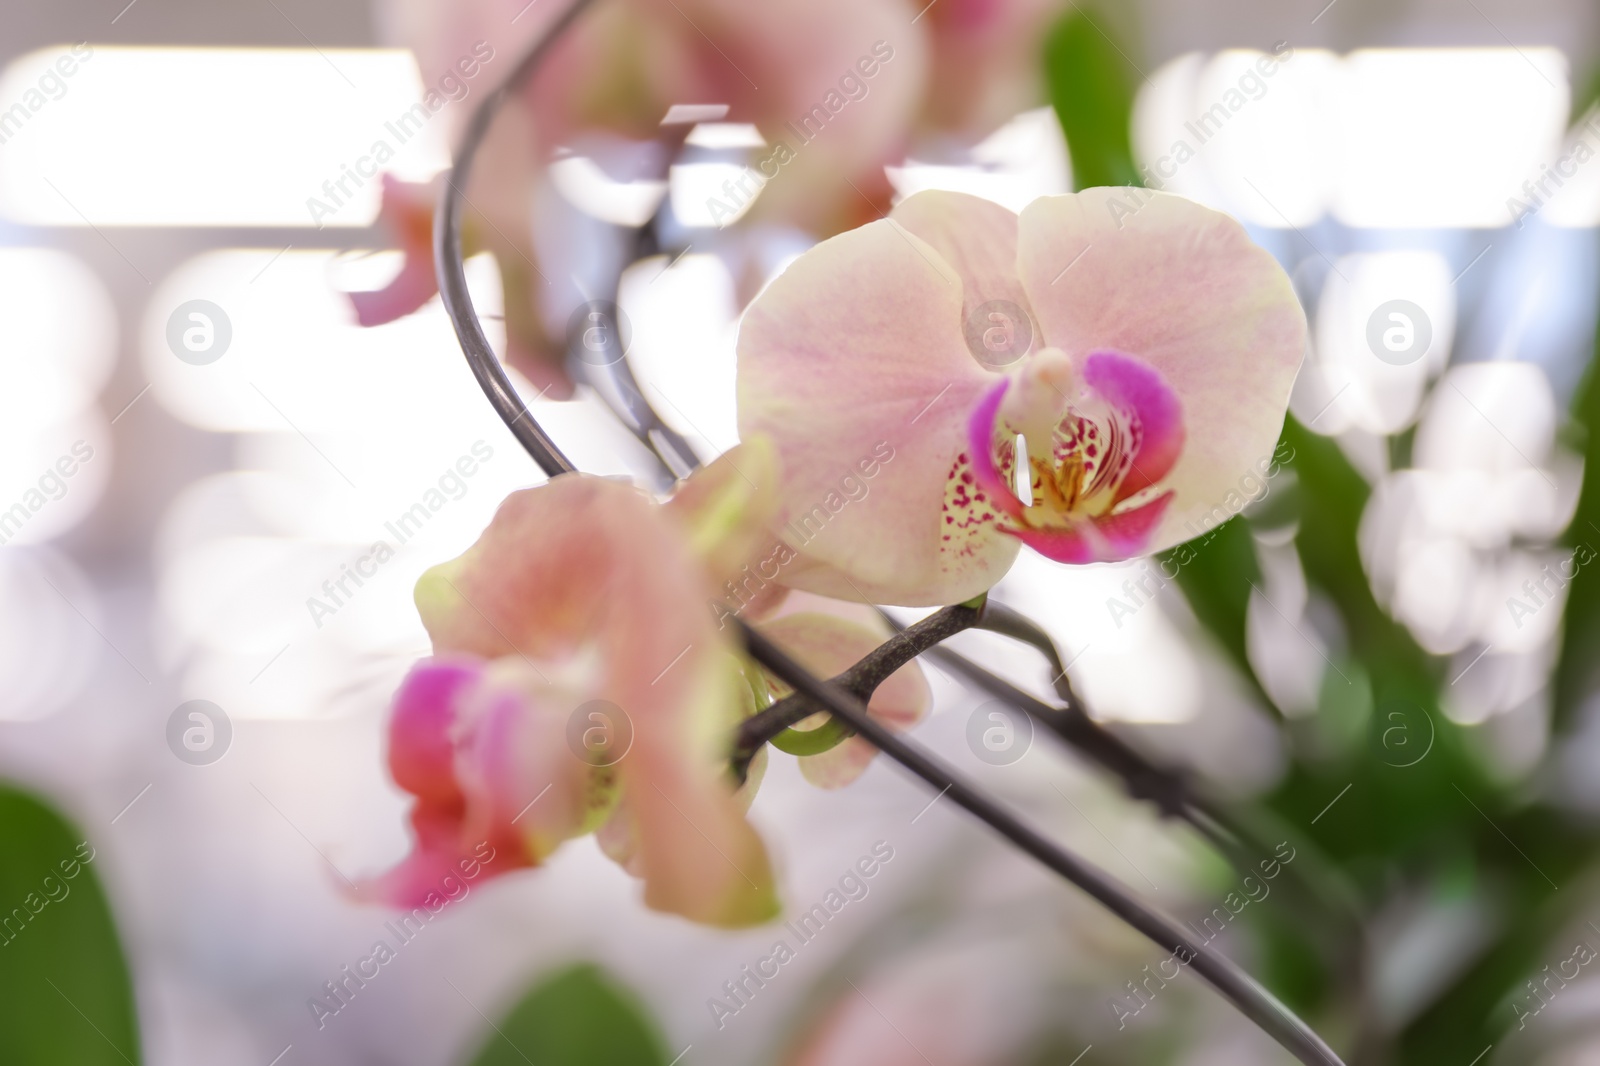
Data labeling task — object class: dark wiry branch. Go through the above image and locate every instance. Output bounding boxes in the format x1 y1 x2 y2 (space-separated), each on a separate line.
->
938 605 1366 954
735 621 1346 1066
731 602 981 778
946 602 1214 825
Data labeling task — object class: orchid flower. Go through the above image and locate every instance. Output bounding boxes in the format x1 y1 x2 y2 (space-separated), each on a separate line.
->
737 188 1306 606
354 0 927 393
917 0 1066 142
363 437 937 924
364 452 780 927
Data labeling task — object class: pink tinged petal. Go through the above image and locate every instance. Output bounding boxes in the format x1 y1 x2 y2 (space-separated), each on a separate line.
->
346 256 436 327
346 175 439 327
889 190 1033 348
413 476 656 661
676 0 929 234
528 479 776 927
663 436 781 588
1016 189 1305 554
757 611 930 789
1083 350 1185 505
737 203 1015 607
627 656 778 927
800 739 881 790
920 0 1062 140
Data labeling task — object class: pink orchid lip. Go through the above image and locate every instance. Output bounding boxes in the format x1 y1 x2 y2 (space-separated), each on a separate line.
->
963 349 1186 564
1082 350 1185 506
965 375 1029 522
387 657 479 805
357 657 544 910
1006 488 1175 564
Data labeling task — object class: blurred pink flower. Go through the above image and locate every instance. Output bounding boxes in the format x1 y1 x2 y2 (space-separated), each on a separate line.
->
381 0 929 233
737 188 1305 606
916 0 1066 142
365 456 780 927
785 940 1039 1066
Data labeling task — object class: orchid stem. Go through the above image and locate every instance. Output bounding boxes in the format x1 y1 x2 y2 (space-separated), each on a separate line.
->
736 622 1346 1066
432 0 597 479
731 602 982 779
931 607 1365 961
951 602 1224 829
575 216 702 485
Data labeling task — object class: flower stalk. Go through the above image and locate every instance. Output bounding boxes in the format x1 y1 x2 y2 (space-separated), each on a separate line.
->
731 601 983 778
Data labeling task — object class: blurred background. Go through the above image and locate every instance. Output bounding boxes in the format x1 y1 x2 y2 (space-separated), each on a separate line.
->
6 0 1600 1063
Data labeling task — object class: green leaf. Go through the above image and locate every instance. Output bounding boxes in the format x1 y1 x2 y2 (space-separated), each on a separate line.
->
464 963 667 1066
1163 514 1262 684
1243 422 1595 1060
1553 338 1600 731
0 783 140 1066
1571 65 1600 133
1382 222 1600 1064
1278 419 1427 680
1264 421 1502 860
1043 6 1142 190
